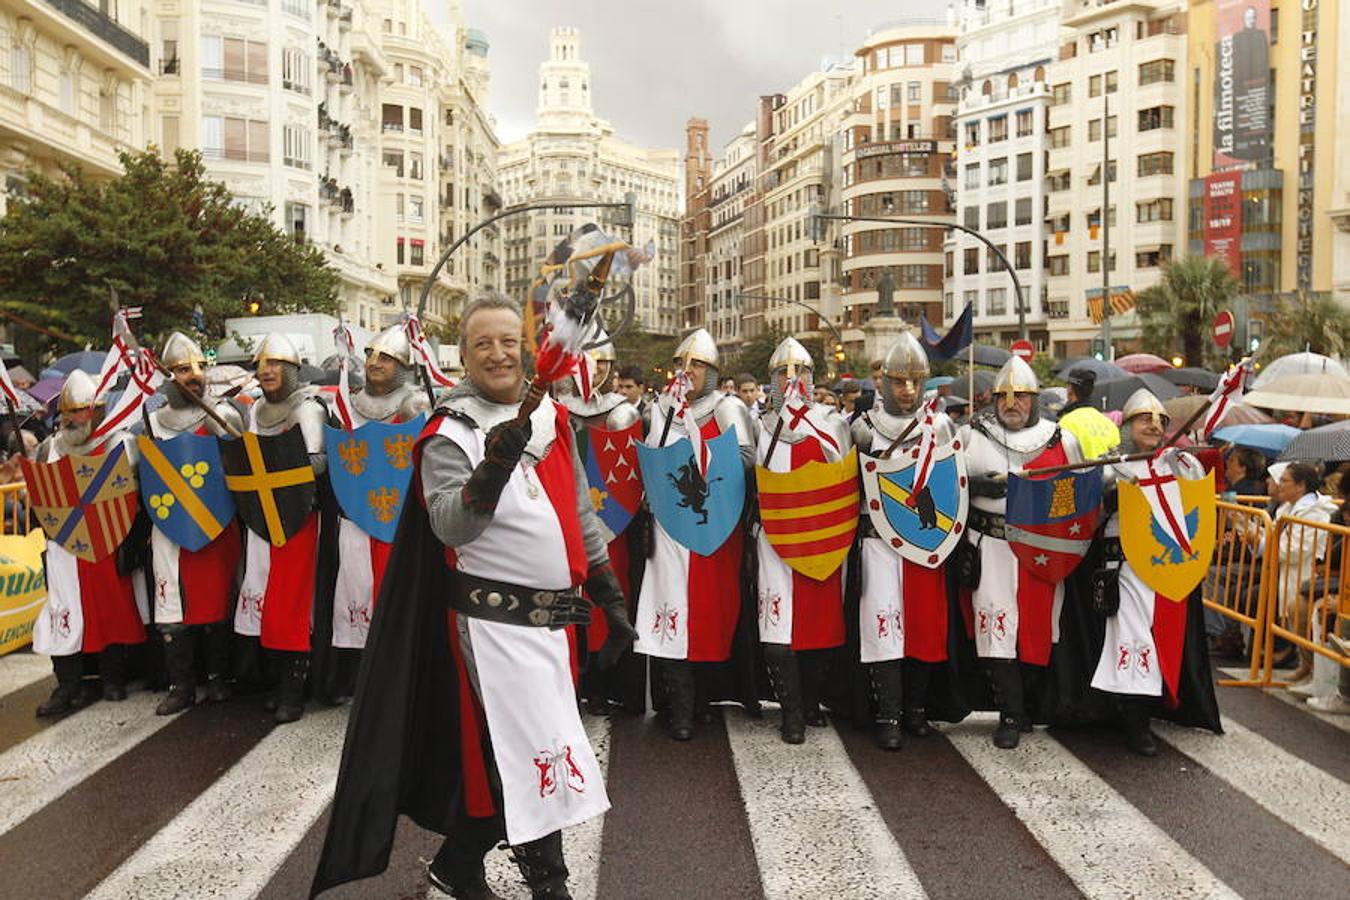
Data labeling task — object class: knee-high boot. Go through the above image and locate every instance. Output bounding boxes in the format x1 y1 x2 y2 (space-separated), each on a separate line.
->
156 625 196 716
1119 696 1158 757
664 659 696 741
273 651 309 724
870 659 905 750
901 658 934 737
510 830 571 899
428 814 506 900
988 660 1029 749
799 650 828 727
764 644 805 745
100 644 128 701
36 653 88 717
203 622 233 702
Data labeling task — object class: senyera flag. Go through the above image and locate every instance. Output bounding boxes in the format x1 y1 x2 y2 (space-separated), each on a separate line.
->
756 448 859 581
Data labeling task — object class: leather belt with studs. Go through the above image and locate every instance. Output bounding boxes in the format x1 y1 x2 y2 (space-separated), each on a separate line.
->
451 573 590 630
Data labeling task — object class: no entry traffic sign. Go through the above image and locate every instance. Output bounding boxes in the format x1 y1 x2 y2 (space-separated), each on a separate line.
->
1212 310 1235 348
1010 340 1035 362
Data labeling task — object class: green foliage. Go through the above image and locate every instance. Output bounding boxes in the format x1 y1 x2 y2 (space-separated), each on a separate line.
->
1134 256 1239 369
1259 291 1350 361
0 147 338 363
610 318 680 382
1031 352 1061 387
732 325 788 382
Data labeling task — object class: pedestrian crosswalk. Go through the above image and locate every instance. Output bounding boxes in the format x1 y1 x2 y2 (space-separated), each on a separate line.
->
0 651 1346 900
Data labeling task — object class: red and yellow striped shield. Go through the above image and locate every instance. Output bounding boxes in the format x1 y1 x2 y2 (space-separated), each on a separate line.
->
20 445 140 563
756 448 860 581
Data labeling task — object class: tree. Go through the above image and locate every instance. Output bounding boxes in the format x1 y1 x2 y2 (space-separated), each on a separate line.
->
1259 291 1350 360
0 148 338 363
609 318 680 384
1134 255 1239 369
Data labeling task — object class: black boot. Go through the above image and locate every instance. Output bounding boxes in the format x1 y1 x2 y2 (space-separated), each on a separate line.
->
203 622 233 703
664 660 696 741
428 816 506 900
1120 698 1159 757
273 652 309 724
799 651 828 727
764 644 806 745
156 625 197 716
510 831 571 900
36 654 88 717
988 660 1028 750
100 644 128 701
871 660 904 751
901 659 934 737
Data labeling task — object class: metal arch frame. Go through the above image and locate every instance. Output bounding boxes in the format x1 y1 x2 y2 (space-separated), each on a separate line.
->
735 292 848 368
815 212 1028 341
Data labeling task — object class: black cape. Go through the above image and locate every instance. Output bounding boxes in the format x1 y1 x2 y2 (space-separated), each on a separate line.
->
309 464 462 897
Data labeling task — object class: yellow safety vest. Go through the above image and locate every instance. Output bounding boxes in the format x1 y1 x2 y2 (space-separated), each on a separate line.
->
1058 406 1121 460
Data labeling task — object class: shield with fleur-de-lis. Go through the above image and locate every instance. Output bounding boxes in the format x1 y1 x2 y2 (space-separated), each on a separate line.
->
136 433 236 552
323 415 426 543
21 443 140 562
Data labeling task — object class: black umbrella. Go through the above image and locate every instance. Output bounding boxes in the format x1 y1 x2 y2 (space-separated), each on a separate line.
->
1051 356 1128 380
1093 373 1183 411
1277 419 1350 463
1161 367 1220 391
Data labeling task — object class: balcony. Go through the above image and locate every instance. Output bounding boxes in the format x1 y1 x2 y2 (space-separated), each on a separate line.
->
42 0 149 68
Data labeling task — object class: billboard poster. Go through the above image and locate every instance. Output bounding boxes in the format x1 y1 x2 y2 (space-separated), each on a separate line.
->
1203 171 1243 278
1212 0 1272 169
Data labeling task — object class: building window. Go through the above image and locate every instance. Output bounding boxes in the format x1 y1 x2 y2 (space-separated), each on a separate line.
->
1088 70 1118 97
1137 151 1174 176
201 37 268 84
383 150 404 177
201 116 269 162
382 104 403 132
160 20 180 76
59 70 75 114
283 124 311 169
282 48 310 94
9 42 31 94
410 152 423 180
986 201 1008 229
964 206 980 230
1048 255 1069 276
988 115 1008 142
409 66 424 87
905 44 924 65
161 116 180 154
1047 170 1071 191
1016 152 1033 181
1048 126 1071 149
987 157 1008 186
285 202 309 242
899 227 928 251
1135 246 1172 268
1138 59 1176 85
1088 116 1118 141
408 195 423 223
987 288 1007 315
1087 251 1118 273
1051 82 1071 105
1015 109 1033 136
409 107 423 135
963 289 979 314
1137 105 1174 131
396 238 405 265
1015 197 1032 226
964 163 980 190
907 81 921 102
986 244 1006 270
965 121 980 146
963 247 980 275
1014 241 1032 270
898 264 928 288
1087 161 1118 184
1137 198 1174 222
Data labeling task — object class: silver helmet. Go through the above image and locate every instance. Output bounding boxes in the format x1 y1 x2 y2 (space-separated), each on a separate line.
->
161 332 207 373
252 333 301 367
58 369 101 414
673 328 718 369
992 355 1040 427
768 337 813 375
880 332 929 415
1121 388 1168 427
366 324 414 368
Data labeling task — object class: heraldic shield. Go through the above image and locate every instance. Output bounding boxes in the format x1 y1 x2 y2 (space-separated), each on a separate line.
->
636 430 745 557
136 433 236 553
1119 469 1217 600
220 429 316 548
21 445 139 563
861 443 968 568
579 420 644 540
323 416 425 544
1005 468 1103 582
757 448 859 580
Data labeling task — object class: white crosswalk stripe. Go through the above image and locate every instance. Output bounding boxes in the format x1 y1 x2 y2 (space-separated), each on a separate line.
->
1156 718 1350 861
0 651 52 696
0 692 170 836
725 711 928 900
84 706 347 900
946 713 1241 900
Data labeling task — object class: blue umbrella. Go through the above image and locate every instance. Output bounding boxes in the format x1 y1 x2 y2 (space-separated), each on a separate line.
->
48 350 108 376
1211 423 1302 459
926 376 955 390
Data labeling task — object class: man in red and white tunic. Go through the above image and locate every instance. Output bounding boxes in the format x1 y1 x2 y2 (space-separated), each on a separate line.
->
635 328 755 741
329 324 428 653
851 332 956 749
418 295 634 899
147 332 243 715
755 337 851 744
958 356 1082 749
32 371 146 715
233 333 329 723
1093 389 1207 756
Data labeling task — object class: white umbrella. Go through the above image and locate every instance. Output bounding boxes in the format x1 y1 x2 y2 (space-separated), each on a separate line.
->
1244 372 1350 415
1250 351 1347 390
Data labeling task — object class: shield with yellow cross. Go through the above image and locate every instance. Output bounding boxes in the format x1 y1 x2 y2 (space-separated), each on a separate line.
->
861 441 968 569
136 433 236 552
323 415 426 544
220 428 316 547
757 448 860 581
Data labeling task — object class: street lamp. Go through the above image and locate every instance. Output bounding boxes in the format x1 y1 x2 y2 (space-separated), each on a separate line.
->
810 204 1029 341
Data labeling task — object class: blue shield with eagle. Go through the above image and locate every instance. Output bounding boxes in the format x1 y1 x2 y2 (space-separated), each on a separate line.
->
324 415 426 543
636 430 745 556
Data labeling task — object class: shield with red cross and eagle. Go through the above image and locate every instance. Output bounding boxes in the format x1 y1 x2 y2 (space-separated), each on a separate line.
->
577 420 644 540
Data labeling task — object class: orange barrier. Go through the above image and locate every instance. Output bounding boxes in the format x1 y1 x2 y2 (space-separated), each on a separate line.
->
1203 500 1276 686
1258 515 1350 687
0 481 29 536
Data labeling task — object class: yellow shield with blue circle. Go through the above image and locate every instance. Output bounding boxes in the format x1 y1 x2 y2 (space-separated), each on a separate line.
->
137 433 235 553
324 415 426 543
1119 470 1217 600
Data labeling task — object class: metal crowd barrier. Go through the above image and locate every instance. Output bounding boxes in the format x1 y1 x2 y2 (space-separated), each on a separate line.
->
0 481 29 535
1203 500 1276 687
1258 515 1350 688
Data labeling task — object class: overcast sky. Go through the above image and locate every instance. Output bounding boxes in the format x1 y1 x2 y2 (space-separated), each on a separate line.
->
437 0 938 153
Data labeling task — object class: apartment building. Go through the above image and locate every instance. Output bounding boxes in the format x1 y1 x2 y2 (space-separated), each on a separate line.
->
704 122 755 356
678 116 710 332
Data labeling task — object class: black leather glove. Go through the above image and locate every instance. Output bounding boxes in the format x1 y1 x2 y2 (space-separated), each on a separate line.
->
585 563 637 669
968 473 1007 499
461 418 532 514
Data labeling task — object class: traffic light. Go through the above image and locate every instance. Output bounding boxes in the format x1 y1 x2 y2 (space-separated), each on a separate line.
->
808 203 824 243
248 299 261 315
1170 355 1184 368
618 191 637 229
833 341 846 363
1248 318 1263 354
1090 337 1106 361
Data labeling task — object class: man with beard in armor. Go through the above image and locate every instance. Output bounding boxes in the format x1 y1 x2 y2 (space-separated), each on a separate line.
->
852 333 956 749
330 325 429 655
233 333 329 723
959 356 1083 749
635 328 755 740
33 371 146 715
148 333 244 715
755 337 851 744
553 336 644 715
